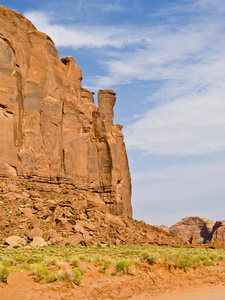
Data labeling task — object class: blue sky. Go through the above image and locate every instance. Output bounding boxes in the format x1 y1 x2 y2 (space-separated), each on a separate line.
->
2 0 225 226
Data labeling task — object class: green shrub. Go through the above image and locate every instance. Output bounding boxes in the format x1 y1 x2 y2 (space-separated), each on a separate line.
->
203 257 214 266
114 260 135 275
70 256 80 268
14 255 26 263
78 254 85 261
72 268 82 286
2 259 15 267
57 270 74 282
192 257 201 269
43 256 59 267
98 266 105 274
175 258 192 271
57 268 82 286
104 262 110 269
0 266 10 283
45 273 57 283
30 264 49 282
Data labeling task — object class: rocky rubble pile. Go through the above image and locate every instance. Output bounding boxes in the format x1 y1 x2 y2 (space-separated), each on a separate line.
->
0 178 185 247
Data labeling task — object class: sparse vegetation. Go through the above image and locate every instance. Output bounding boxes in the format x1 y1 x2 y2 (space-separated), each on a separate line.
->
0 244 224 285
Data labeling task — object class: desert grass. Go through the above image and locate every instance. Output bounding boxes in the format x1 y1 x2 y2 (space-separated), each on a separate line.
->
0 244 224 284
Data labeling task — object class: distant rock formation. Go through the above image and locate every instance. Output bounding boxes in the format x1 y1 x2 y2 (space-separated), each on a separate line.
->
0 5 132 218
169 216 225 245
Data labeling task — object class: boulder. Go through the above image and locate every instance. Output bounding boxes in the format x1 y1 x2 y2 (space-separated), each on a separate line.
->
43 229 59 241
213 239 225 249
5 236 26 247
30 237 47 247
105 214 125 227
28 228 43 239
20 207 33 218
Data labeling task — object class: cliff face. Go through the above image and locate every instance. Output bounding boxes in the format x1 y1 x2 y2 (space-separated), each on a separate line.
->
0 5 132 218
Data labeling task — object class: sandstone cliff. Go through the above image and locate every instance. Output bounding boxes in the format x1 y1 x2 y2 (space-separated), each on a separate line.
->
0 5 132 218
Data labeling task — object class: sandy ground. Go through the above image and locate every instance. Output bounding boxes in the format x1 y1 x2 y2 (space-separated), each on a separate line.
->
153 287 225 300
0 262 225 300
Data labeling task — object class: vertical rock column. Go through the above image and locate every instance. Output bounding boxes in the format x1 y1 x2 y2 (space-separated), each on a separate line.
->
97 89 132 218
98 89 116 128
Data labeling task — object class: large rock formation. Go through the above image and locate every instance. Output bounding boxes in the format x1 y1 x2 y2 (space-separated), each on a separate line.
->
0 5 132 218
169 216 225 245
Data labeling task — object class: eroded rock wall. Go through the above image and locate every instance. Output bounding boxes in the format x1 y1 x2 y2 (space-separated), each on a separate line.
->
0 5 132 218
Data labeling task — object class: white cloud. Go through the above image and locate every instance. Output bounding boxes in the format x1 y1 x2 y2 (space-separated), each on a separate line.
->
125 91 225 156
24 11 150 49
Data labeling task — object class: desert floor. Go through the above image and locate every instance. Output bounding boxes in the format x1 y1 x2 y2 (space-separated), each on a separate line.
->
0 260 225 300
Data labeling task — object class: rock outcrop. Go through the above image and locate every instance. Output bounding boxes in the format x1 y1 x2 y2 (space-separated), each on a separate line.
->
169 216 225 245
0 5 132 218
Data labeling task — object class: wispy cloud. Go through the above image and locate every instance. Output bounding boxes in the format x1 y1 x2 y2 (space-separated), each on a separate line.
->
125 91 225 156
25 11 149 49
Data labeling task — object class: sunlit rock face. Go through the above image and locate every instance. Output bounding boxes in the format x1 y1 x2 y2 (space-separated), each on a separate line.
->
0 5 132 218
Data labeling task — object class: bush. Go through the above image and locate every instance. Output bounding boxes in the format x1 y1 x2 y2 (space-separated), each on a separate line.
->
57 268 82 286
70 256 80 268
114 260 135 275
14 255 26 263
203 257 214 266
57 270 74 282
192 257 201 269
104 262 110 270
72 268 82 286
175 258 192 271
43 256 59 267
140 250 150 260
2 259 15 267
30 264 49 282
140 251 157 265
0 266 10 283
98 266 105 274
45 273 57 283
